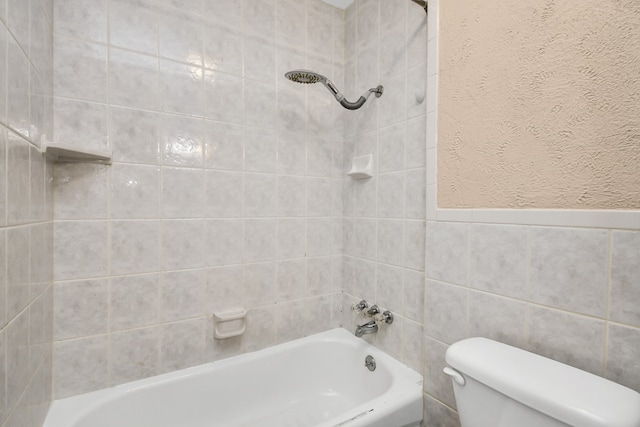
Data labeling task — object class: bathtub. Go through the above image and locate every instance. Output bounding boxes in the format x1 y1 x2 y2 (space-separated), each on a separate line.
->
44 328 423 427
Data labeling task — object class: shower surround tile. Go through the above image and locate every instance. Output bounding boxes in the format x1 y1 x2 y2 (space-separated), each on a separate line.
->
2 0 55 421
51 0 346 399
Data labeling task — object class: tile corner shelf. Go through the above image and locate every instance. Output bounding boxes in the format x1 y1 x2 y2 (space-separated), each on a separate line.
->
42 143 112 164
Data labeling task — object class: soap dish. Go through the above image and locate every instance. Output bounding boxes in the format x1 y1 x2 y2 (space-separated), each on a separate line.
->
347 154 373 179
213 309 247 339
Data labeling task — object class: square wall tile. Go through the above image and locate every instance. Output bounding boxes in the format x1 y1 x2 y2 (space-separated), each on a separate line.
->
469 224 527 299
160 114 205 168
111 327 159 385
110 273 160 331
529 227 609 317
159 60 204 117
205 219 243 266
468 291 526 348
160 318 205 373
204 121 243 170
54 163 109 219
277 218 306 259
162 167 204 218
161 269 205 322
54 37 107 102
54 279 108 340
110 163 160 219
276 259 306 302
244 127 277 173
110 220 160 275
53 98 108 150
109 48 158 111
205 170 243 218
244 173 277 217
109 107 160 165
244 219 277 263
204 71 243 124
54 221 108 281
205 265 243 312
377 172 405 218
161 220 205 270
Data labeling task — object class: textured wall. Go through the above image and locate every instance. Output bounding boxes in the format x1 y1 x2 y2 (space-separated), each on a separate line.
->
438 0 640 209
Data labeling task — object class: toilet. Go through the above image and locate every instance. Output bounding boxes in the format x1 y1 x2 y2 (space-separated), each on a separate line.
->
444 337 640 427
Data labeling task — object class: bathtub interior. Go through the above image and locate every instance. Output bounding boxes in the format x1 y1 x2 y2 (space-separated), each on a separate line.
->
45 328 422 427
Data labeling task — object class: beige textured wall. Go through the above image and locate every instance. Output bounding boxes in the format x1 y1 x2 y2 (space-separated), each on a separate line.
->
438 0 640 209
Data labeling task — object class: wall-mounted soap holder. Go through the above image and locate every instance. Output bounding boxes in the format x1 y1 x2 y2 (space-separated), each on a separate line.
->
347 154 373 179
213 308 247 339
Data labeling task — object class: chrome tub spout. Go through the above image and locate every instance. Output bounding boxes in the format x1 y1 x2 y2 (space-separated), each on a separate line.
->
355 320 378 337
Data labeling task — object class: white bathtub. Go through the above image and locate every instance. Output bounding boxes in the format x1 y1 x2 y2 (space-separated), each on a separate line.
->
44 328 423 427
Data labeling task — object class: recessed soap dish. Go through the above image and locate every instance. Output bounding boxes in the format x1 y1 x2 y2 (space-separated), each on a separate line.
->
347 154 373 179
213 309 247 339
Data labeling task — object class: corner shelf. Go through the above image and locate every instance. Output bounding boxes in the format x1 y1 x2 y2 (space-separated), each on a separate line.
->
42 143 112 164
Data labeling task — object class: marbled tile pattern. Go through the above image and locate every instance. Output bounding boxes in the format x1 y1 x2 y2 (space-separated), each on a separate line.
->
1 0 55 424
45 4 640 427
341 0 429 408
51 0 346 399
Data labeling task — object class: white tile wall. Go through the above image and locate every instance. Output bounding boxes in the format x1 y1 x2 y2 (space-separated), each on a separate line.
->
48 3 640 427
1 0 55 425
52 0 346 398
342 0 427 377
424 221 640 426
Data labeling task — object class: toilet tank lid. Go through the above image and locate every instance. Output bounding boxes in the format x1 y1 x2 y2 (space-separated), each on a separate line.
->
446 337 640 427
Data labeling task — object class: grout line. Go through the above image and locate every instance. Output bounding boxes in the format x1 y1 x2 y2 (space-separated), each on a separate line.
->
602 229 613 376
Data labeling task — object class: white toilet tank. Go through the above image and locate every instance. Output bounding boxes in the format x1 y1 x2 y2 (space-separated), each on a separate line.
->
445 337 640 427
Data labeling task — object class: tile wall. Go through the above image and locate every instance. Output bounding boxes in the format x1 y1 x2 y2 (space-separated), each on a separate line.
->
341 0 427 378
52 0 346 398
0 0 55 425
422 222 640 426
48 3 640 427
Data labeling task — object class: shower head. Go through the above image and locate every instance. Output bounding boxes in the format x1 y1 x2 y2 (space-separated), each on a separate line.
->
285 68 383 110
285 70 326 85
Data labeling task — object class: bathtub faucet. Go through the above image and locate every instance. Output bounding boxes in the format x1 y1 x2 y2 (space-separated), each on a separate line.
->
355 320 378 337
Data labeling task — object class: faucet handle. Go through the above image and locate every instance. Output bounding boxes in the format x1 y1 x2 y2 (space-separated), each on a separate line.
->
351 300 369 312
365 305 380 317
375 310 394 325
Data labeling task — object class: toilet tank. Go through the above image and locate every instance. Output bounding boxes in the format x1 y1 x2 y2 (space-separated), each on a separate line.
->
445 338 640 427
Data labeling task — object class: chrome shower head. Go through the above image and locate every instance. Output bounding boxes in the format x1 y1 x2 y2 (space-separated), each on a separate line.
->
284 68 383 110
285 69 326 85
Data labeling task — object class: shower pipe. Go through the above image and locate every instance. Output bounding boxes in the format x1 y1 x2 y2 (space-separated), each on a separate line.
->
411 0 427 14
285 69 383 110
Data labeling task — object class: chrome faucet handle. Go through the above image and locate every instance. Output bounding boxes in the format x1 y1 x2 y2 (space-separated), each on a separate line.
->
375 310 394 325
365 305 380 317
351 300 369 312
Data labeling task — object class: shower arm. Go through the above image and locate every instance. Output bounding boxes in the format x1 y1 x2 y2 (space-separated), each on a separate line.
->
321 79 384 111
410 0 428 14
